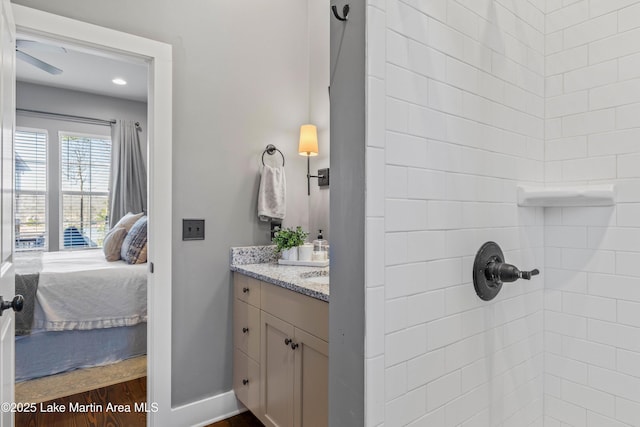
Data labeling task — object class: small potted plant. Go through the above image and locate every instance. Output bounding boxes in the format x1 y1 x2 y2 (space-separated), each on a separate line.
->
273 226 309 261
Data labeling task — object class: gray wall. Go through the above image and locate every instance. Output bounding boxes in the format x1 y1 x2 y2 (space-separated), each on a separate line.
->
329 0 365 424
16 81 147 251
11 0 322 407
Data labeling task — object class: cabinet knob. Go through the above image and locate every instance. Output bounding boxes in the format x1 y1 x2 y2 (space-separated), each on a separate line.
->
284 338 292 346
242 287 250 293
290 342 299 350
242 327 249 333
242 379 249 385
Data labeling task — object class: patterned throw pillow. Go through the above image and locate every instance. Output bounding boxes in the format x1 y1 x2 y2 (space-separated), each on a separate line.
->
103 226 128 261
113 212 144 232
121 216 148 264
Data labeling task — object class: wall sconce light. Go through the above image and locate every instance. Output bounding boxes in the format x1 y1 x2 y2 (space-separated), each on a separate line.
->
298 124 329 195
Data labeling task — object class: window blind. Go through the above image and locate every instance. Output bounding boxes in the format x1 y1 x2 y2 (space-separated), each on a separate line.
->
15 130 47 251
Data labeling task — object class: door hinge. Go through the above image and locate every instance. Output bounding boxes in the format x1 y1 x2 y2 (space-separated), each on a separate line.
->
149 262 154 273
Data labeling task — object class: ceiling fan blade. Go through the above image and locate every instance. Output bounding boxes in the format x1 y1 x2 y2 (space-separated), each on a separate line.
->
16 50 63 75
16 39 67 53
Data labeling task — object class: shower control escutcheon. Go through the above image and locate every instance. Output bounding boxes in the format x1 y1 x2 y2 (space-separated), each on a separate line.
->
473 242 540 301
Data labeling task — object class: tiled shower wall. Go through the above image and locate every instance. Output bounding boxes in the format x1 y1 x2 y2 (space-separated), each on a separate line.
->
543 1 640 426
365 0 546 425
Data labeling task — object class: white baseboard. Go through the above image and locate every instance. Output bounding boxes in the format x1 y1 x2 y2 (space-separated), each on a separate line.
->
169 390 245 427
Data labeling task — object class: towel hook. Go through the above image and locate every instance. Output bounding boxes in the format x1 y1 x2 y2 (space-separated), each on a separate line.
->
262 144 285 167
331 4 349 21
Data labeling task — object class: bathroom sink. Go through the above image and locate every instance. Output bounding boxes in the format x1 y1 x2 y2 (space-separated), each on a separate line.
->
300 271 329 285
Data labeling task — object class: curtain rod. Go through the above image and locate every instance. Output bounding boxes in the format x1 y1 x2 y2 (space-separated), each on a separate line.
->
16 108 116 126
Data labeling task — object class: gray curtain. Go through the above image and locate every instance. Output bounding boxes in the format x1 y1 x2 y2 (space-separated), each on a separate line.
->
109 119 147 228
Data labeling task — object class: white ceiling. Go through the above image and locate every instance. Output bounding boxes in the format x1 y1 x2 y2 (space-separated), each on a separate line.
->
16 36 148 103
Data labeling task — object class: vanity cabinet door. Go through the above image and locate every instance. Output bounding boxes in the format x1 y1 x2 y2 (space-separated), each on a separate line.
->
294 328 328 427
234 299 260 361
233 348 260 413
261 311 295 427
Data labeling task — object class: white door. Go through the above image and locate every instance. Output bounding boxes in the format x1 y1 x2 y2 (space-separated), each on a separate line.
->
0 0 15 425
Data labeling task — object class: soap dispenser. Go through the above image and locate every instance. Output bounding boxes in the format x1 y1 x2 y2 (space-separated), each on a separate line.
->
312 230 329 261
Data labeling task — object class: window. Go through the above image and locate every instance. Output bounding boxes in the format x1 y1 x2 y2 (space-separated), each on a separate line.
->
60 133 112 248
15 129 48 251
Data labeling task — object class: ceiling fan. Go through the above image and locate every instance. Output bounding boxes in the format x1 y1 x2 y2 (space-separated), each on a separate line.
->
16 39 66 75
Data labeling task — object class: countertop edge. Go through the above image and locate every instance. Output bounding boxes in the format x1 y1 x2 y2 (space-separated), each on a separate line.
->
231 264 329 303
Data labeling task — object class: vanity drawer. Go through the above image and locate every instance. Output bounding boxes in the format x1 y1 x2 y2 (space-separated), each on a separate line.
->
233 348 260 413
234 299 260 361
234 273 261 307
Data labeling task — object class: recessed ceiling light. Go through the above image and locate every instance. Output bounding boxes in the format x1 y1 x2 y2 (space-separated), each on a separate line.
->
112 78 127 85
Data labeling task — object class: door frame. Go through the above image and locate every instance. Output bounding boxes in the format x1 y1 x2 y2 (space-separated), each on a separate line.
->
12 5 173 426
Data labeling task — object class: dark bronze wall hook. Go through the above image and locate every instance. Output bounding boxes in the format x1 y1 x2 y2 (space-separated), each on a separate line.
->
331 4 350 21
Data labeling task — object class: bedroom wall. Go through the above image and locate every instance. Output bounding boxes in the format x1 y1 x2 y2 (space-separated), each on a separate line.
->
16 81 147 252
10 0 319 408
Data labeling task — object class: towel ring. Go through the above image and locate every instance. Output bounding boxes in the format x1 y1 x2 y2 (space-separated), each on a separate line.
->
262 144 285 166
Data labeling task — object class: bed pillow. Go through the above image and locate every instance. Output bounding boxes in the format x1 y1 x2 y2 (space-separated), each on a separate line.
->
103 226 128 261
121 216 148 264
113 212 144 232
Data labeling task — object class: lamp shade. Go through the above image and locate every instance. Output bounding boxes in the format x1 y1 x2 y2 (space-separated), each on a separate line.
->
298 124 318 156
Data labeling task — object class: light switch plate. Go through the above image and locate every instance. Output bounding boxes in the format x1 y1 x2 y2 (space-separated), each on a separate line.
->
183 219 205 240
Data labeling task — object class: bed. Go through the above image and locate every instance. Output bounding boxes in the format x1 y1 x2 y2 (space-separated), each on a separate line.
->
15 250 147 382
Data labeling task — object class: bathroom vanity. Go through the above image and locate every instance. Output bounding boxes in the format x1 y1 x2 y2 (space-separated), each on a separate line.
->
231 246 329 426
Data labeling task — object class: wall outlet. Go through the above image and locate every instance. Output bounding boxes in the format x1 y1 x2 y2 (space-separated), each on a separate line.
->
318 168 330 187
183 219 205 240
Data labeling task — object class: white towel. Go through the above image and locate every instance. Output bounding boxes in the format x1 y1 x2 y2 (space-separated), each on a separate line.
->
258 165 286 221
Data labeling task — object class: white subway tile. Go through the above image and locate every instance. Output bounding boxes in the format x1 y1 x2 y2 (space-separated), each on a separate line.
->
589 129 640 157
545 353 588 384
588 227 640 252
407 168 447 200
386 199 428 232
545 289 563 312
562 336 616 369
545 30 564 55
616 103 640 130
386 262 431 299
407 290 445 326
385 362 407 401
562 380 615 419
546 45 588 76
545 310 587 338
386 0 429 44
619 51 640 81
544 394 586 426
616 397 640 426
546 1 588 32
426 140 462 172
545 136 587 161
368 6 385 79
589 366 640 403
386 297 408 333
428 80 463 115
592 79 640 110
426 258 463 291
545 268 587 292
562 156 616 181
408 105 448 141
589 319 640 352
406 348 446 390
367 288 386 356
545 91 588 118
445 333 486 372
619 3 640 31
406 407 446 427
446 384 491 427
385 165 408 199
444 284 481 316
562 109 616 137
446 57 479 93
446 1 479 39
385 232 408 267
561 248 615 274
618 300 640 327
368 218 386 285
386 324 428 367
564 59 618 93
546 118 562 139
587 412 630 427
387 97 410 132
591 0 640 17
368 77 386 148
617 203 640 227
385 386 428 427
589 273 640 302
562 206 616 227
401 0 447 21
427 201 462 230
617 348 640 378
387 64 430 107
589 27 640 65
562 292 617 322
564 12 617 49
427 314 462 350
619 153 640 178
386 131 428 168
406 230 446 263
367 147 386 217
428 17 465 59
616 251 640 277
545 226 587 248
366 356 385 426
426 371 461 411
462 307 495 338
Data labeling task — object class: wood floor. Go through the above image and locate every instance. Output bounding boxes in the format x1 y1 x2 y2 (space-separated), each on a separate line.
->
16 377 263 427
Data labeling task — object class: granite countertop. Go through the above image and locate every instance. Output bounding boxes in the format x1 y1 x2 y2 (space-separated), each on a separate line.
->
230 245 329 302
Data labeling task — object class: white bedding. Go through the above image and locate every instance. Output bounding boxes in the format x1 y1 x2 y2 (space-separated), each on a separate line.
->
31 250 147 331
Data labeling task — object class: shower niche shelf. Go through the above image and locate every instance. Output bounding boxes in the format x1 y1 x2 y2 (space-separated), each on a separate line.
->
517 184 616 207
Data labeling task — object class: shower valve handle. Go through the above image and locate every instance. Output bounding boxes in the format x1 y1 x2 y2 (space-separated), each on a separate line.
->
485 262 539 284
